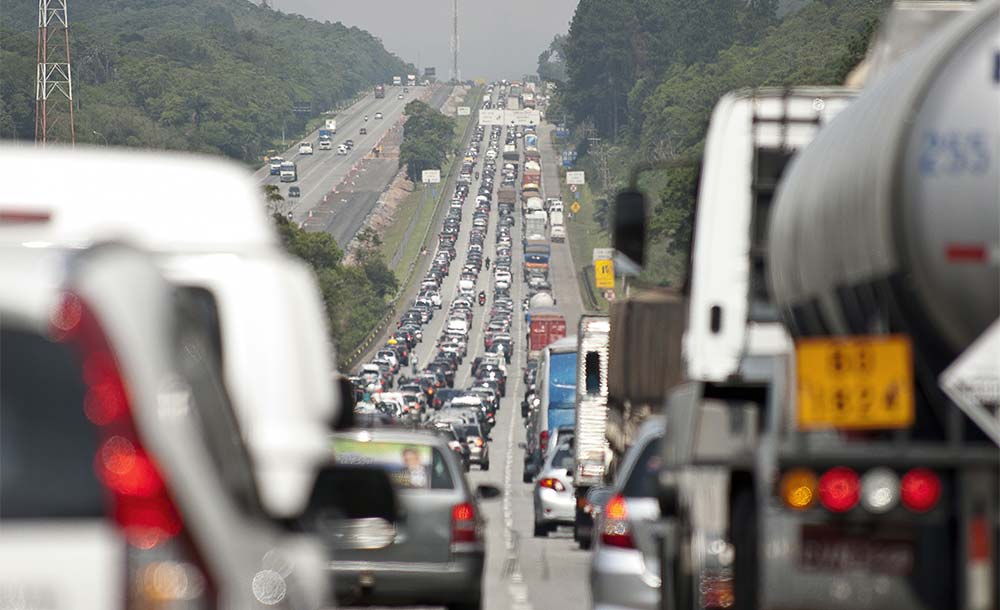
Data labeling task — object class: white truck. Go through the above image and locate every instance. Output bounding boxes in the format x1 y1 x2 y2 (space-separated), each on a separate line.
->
524 211 548 242
572 315 611 549
407 74 416 87
324 118 337 134
279 160 297 182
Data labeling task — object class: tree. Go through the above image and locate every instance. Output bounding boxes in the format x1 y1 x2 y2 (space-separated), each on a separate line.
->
400 101 454 181
537 34 568 82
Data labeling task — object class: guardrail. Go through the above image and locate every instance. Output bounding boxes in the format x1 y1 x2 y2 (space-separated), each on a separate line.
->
579 264 600 310
340 86 483 371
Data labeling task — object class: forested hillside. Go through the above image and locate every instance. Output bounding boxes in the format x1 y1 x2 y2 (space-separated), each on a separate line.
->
550 0 885 286
0 0 410 161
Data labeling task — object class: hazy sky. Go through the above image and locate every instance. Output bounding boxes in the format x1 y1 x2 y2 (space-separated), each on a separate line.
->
274 0 578 79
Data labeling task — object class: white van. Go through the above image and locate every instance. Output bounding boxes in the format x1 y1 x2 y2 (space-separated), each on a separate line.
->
0 146 338 522
550 224 566 242
459 278 475 297
550 210 565 227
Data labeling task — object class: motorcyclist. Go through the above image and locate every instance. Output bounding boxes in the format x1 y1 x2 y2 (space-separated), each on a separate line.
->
364 114 369 122
475 171 480 180
485 256 491 270
478 290 486 306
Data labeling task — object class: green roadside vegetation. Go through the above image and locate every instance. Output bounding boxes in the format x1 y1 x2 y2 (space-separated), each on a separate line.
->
0 0 410 161
381 88 481 274
545 0 885 288
272 204 396 357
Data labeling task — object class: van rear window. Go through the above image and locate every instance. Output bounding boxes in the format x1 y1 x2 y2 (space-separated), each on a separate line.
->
0 327 104 519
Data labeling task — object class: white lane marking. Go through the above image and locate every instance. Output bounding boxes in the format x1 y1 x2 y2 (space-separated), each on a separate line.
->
498 122 534 610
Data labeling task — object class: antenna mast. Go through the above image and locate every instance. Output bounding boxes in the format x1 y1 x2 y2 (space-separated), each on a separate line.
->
35 0 75 145
450 0 459 82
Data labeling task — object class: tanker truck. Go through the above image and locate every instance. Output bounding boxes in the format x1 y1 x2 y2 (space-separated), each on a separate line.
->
608 86 855 610
604 3 998 610
757 5 999 610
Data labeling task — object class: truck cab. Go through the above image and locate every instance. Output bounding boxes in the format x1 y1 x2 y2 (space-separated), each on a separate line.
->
279 160 297 182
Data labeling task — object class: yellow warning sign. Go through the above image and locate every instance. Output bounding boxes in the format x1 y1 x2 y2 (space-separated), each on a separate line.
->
594 259 615 290
570 201 581 215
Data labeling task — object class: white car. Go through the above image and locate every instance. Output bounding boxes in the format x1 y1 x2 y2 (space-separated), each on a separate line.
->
318 139 332 150
398 93 404 99
0 147 340 528
299 141 314 155
337 144 348 155
374 112 383 120
0 244 328 610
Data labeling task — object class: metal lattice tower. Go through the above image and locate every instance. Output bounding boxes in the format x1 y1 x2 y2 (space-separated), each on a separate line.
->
450 0 459 82
35 0 75 145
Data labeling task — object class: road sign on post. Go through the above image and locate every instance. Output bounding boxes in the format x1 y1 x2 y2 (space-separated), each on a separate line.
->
593 248 615 262
479 109 505 125
594 258 615 289
421 169 441 183
566 171 586 185
457 106 471 116
570 201 581 215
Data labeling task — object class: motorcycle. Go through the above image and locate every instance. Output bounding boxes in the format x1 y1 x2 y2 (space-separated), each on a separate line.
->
478 291 486 306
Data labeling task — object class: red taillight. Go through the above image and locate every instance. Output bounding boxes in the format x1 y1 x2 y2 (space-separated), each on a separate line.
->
600 494 634 549
818 467 860 513
540 429 549 453
451 502 479 548
53 293 216 605
900 468 941 512
474 437 484 447
538 478 565 492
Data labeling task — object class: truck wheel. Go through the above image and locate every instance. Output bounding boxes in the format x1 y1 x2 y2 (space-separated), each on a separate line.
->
522 469 532 484
733 486 758 610
481 461 490 471
533 519 550 538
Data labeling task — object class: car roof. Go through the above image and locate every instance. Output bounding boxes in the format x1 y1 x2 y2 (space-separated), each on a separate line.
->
0 145 276 253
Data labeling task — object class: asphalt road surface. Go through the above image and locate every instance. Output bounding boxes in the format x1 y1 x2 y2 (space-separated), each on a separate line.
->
348 100 592 609
255 85 454 247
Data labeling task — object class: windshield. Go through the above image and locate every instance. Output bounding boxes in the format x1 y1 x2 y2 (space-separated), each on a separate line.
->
524 254 549 264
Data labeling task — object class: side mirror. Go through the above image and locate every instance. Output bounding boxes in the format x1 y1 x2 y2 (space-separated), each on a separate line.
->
475 484 502 500
586 486 615 512
298 463 401 549
331 374 356 431
612 189 648 268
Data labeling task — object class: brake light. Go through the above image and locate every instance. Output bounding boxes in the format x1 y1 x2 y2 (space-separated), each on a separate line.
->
901 468 941 512
818 467 860 513
53 293 216 607
540 429 549 453
451 502 479 550
474 437 484 447
538 478 565 492
600 494 634 549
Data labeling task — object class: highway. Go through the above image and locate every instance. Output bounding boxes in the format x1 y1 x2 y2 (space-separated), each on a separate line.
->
349 96 592 608
255 85 454 246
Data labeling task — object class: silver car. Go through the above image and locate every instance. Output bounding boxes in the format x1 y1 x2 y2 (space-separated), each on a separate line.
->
316 429 500 609
590 417 664 610
532 439 576 536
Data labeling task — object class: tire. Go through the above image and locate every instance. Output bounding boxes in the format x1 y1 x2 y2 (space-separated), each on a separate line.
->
733 486 758 610
481 461 490 471
533 519 550 538
522 469 532 484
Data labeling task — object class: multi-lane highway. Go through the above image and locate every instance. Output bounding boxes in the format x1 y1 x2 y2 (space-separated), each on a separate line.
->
349 92 592 608
256 85 454 245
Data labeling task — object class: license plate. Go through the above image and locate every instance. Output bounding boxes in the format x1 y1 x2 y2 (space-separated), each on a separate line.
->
796 335 915 430
800 525 913 575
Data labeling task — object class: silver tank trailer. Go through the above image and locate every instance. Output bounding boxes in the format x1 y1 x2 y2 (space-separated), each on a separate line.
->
768 1 999 368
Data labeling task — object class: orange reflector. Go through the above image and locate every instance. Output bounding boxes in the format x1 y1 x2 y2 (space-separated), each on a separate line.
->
780 469 817 510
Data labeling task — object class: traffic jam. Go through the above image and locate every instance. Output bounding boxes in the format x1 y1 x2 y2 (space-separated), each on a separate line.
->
348 81 586 608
